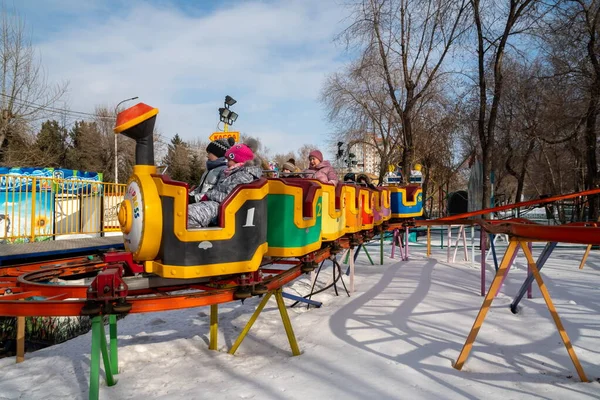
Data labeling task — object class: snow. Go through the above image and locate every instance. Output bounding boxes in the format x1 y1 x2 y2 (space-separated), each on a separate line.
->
1 241 600 400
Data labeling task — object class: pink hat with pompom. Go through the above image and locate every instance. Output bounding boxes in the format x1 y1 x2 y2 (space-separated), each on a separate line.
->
225 143 254 164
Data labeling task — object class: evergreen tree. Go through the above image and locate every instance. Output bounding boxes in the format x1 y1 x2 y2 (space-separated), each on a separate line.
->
189 153 204 187
163 134 191 183
35 120 68 167
65 120 103 172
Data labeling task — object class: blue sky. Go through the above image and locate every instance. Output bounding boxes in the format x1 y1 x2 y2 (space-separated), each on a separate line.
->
13 0 352 158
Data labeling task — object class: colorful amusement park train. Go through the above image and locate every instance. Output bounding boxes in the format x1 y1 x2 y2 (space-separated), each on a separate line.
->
114 103 423 299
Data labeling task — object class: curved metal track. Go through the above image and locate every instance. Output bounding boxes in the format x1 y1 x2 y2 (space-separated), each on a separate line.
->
0 251 331 317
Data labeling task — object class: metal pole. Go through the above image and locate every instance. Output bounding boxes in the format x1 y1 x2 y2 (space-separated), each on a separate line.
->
114 134 118 184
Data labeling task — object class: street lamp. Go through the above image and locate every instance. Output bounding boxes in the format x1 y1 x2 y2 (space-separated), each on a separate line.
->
218 95 238 131
114 96 139 183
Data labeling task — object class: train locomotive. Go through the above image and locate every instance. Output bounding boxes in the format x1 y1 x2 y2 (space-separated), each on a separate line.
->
113 103 423 300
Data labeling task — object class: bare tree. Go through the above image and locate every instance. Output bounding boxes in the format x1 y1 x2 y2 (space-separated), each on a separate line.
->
0 5 68 160
540 0 600 220
322 55 403 182
338 0 469 181
470 0 544 209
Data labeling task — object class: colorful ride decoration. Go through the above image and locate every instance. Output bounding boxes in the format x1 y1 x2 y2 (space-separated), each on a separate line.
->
359 187 374 230
389 185 423 218
0 167 103 243
372 189 383 226
319 182 345 242
343 184 362 234
379 187 392 222
265 178 323 257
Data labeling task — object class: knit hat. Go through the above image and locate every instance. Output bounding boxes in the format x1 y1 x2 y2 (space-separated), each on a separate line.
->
225 143 254 164
309 150 323 162
282 160 296 172
206 137 235 158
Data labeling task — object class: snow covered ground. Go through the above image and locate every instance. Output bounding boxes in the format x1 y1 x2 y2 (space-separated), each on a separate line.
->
1 240 599 400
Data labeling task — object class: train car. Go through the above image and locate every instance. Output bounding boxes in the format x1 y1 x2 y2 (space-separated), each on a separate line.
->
319 182 346 242
380 187 392 222
115 103 268 281
265 178 322 257
372 189 383 227
359 187 374 231
389 185 423 218
343 184 362 234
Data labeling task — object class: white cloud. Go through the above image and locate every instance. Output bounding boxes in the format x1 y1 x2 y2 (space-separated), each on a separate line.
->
26 0 350 157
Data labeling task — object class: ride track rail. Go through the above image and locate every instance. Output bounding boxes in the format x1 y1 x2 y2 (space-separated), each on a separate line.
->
1 188 600 318
0 248 333 317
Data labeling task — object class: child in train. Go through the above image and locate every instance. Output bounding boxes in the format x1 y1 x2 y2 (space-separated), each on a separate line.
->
303 149 339 185
187 144 262 228
189 137 235 203
281 158 299 175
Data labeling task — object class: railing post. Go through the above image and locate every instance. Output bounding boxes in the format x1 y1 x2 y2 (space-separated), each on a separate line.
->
29 177 37 242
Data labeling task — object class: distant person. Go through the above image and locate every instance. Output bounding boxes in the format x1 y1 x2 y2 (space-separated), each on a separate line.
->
187 144 261 228
281 158 299 174
189 137 234 203
244 138 270 173
303 149 338 185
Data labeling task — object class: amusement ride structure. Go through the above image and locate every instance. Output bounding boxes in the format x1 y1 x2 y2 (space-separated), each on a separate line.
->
1 103 599 399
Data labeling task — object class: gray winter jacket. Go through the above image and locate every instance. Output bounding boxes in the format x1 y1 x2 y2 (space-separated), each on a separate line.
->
206 162 263 203
187 162 263 228
190 158 227 202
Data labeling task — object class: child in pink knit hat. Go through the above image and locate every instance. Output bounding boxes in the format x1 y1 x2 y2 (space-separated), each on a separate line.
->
188 143 261 228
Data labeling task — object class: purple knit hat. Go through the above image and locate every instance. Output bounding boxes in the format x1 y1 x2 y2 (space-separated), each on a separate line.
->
309 150 323 162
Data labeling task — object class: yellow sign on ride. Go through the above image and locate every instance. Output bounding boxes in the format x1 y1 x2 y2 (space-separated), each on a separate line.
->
209 131 240 142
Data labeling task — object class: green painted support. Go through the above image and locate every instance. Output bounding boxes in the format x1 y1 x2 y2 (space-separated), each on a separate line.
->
90 317 102 400
380 232 384 265
89 315 117 400
109 315 118 374
343 248 350 264
362 245 374 265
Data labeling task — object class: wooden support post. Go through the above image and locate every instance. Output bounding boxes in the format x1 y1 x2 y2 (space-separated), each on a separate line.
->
455 240 518 370
209 304 218 350
427 226 431 257
16 315 25 363
520 243 588 382
274 289 301 356
228 289 300 356
579 244 592 270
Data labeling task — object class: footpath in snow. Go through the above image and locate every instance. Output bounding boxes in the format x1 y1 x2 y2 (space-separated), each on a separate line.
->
1 242 599 400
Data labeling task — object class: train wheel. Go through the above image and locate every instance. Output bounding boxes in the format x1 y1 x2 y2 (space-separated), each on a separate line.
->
112 301 133 314
301 261 317 273
252 283 268 296
234 286 253 300
80 302 102 316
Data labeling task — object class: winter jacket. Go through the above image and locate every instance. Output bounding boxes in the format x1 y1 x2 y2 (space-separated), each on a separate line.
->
190 158 227 202
206 162 263 203
303 160 339 185
187 162 262 228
